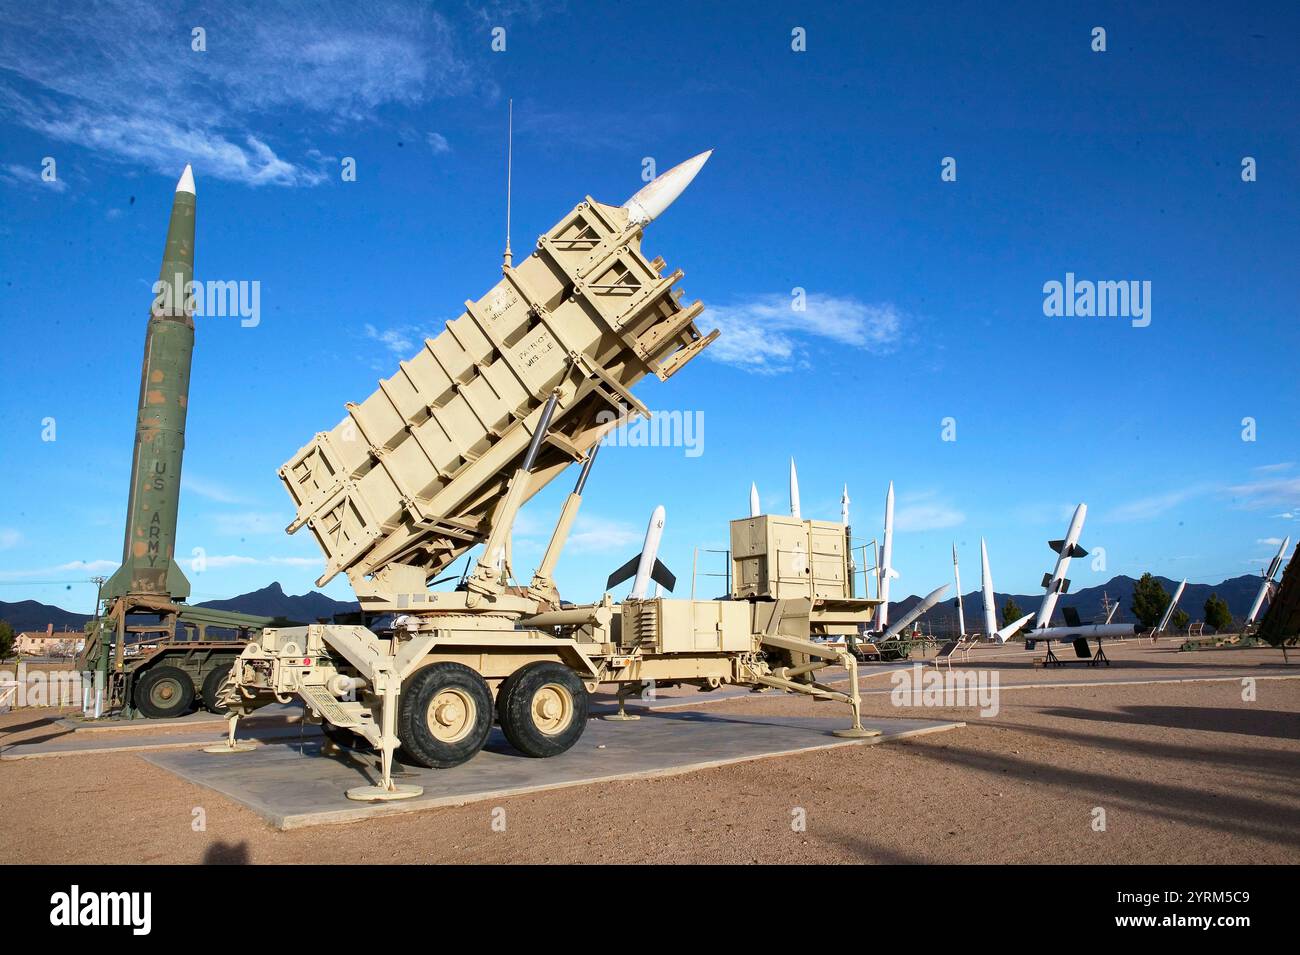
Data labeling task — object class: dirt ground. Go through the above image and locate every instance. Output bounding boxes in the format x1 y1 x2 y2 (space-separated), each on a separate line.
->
2 640 1297 864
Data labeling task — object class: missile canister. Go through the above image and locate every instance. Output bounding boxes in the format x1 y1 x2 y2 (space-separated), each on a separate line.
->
103 166 196 600
280 153 718 597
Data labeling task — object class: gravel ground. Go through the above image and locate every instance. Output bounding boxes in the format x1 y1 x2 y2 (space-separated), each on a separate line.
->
2 641 1296 864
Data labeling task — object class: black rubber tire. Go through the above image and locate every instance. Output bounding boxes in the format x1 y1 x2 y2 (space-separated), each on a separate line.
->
494 669 523 728
397 663 494 768
200 662 234 714
134 665 196 719
498 661 589 758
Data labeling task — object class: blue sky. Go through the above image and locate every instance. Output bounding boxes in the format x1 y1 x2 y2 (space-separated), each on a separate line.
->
1 1 1298 615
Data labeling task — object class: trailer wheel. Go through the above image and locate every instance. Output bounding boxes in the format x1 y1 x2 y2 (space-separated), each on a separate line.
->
135 665 195 719
398 663 493 768
498 661 589 758
201 663 234 714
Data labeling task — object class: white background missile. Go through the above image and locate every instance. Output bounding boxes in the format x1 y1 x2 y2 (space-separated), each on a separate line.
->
980 539 998 637
789 458 801 519
882 584 950 641
952 542 965 637
749 482 760 518
841 484 850 526
622 150 712 227
1155 578 1187 633
630 505 666 599
1246 536 1290 624
876 481 897 632
1034 503 1088 629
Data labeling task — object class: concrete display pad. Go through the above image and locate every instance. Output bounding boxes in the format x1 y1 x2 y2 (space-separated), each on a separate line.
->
145 711 963 830
0 721 320 760
54 703 302 731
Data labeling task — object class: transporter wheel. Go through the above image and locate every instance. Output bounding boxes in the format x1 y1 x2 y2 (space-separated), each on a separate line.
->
398 663 494 768
134 665 195 719
498 661 589 758
200 662 234 714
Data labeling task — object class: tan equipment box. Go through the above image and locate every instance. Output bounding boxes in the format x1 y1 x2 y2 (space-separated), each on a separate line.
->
619 598 752 654
730 516 852 601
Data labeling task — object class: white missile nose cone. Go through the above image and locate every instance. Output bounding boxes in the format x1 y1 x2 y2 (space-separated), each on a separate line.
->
176 164 195 196
622 149 712 226
650 504 666 528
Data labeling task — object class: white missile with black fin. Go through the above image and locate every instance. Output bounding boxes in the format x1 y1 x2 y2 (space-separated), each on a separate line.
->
881 584 950 642
1154 578 1187 634
1034 503 1088 629
876 481 898 632
841 485 850 526
606 505 676 599
622 151 713 228
1245 536 1291 625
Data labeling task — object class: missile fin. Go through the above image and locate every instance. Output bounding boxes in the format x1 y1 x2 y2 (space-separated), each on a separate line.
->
650 559 676 593
1069 544 1089 558
1048 539 1065 554
605 554 641 591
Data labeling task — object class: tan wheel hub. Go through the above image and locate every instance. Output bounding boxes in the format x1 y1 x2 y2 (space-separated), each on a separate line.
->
531 684 573 736
427 689 474 743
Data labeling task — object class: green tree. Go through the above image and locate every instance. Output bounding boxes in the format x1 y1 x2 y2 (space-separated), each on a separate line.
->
0 619 14 660
1130 573 1170 629
1001 598 1025 629
1203 593 1232 633
1172 609 1190 631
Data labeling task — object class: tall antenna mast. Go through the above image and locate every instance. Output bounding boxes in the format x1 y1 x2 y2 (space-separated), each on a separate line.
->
503 98 513 270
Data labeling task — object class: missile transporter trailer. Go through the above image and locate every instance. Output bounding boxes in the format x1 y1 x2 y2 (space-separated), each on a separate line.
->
216 155 882 800
76 165 275 720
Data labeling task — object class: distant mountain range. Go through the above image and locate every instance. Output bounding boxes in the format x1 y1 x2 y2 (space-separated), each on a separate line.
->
0 582 358 633
891 573 1267 634
0 574 1269 635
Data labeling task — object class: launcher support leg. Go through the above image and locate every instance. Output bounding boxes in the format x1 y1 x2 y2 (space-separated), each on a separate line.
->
202 713 256 754
347 675 422 802
832 652 879 739
600 682 642 721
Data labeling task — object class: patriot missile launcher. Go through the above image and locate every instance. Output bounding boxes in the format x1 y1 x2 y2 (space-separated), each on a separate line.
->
78 167 272 719
216 151 884 800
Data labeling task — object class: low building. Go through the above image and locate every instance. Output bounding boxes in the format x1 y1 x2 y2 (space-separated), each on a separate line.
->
15 624 85 657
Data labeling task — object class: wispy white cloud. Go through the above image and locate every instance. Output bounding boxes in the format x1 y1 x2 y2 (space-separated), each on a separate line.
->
0 528 21 550
0 559 117 580
181 476 247 505
1227 476 1300 510
0 163 68 193
707 294 904 374
427 132 451 154
566 516 642 554
211 512 286 536
1103 484 1213 523
894 490 964 532
195 554 321 570
1257 537 1286 547
0 1 483 187
363 322 441 356
1254 462 1294 473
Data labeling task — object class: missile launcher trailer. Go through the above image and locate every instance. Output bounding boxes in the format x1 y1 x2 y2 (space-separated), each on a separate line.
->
217 154 882 800
77 165 274 720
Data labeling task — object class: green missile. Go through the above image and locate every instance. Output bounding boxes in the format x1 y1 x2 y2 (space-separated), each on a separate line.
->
103 165 197 601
